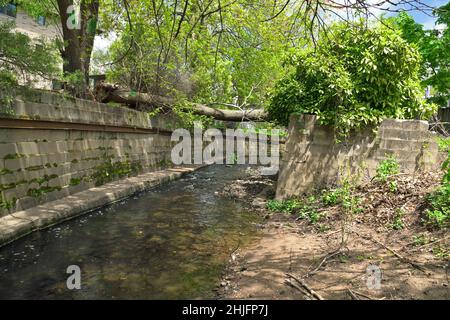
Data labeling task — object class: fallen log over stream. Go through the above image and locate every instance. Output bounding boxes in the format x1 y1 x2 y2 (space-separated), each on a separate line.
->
95 83 268 122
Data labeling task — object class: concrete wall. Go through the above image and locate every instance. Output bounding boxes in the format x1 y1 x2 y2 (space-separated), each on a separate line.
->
276 114 441 199
0 91 178 217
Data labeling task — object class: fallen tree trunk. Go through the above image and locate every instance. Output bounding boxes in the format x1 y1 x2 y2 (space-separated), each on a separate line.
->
95 83 268 122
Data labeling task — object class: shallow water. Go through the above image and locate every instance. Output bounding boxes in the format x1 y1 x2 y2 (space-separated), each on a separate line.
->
0 165 261 299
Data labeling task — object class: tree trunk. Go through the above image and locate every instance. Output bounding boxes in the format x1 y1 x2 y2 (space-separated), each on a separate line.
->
95 83 268 122
57 0 99 89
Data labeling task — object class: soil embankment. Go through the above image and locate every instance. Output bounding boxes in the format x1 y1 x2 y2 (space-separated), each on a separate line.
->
218 167 449 300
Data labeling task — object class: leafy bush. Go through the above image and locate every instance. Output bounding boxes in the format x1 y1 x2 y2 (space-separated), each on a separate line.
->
267 21 436 136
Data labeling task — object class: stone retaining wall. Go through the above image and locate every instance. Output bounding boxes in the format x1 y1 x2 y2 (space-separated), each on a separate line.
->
276 114 441 199
0 91 179 216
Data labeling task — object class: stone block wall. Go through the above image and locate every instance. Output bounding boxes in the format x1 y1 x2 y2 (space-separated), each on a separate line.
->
276 114 441 199
0 91 178 216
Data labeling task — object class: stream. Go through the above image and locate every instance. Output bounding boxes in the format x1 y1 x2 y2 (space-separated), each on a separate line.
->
0 165 261 299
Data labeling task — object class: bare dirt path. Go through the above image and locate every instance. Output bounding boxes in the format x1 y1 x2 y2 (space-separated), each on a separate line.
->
217 167 449 300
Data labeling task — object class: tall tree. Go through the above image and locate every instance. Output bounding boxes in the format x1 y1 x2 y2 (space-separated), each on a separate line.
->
392 3 450 107
57 0 99 86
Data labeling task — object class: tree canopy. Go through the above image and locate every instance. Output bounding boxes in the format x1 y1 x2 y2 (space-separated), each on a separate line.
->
0 0 447 126
391 3 450 107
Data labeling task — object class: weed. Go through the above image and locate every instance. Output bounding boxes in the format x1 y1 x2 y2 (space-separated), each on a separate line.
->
266 198 325 224
3 153 24 160
436 137 450 152
424 209 448 229
69 177 82 186
425 151 449 229
432 246 449 259
266 199 300 213
0 194 16 211
391 208 405 230
388 180 398 192
0 168 13 175
376 155 400 182
321 189 341 206
317 224 331 232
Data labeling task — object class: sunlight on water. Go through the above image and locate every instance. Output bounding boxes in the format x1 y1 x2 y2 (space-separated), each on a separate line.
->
0 165 261 299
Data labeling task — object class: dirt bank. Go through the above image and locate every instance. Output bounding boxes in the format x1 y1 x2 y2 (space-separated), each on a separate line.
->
217 167 449 300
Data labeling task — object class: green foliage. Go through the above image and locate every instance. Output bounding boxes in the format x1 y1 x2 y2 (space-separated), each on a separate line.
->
268 21 436 136
91 158 143 187
321 182 363 215
425 182 449 229
228 152 238 165
3 153 25 160
391 6 450 107
0 21 60 104
425 150 449 229
69 177 82 186
321 189 342 206
412 234 427 246
436 137 450 152
266 199 301 213
0 168 13 175
266 197 326 224
391 208 406 230
297 204 323 224
98 0 302 114
432 246 449 259
27 186 62 199
0 192 16 211
61 70 85 98
375 155 400 182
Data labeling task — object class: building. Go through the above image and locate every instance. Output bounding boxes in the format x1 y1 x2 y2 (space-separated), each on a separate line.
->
0 2 61 89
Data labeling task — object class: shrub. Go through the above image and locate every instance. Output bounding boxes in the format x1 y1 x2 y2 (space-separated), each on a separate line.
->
267 21 436 137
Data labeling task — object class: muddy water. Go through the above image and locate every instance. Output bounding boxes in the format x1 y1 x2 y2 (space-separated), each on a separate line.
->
0 165 261 299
